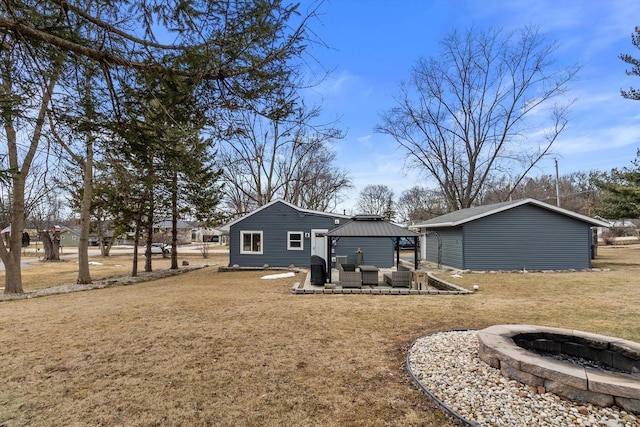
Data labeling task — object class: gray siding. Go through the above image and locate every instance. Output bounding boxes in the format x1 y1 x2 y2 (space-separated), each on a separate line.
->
229 202 341 267
229 201 398 268
60 232 80 247
424 228 463 269
463 204 593 270
334 237 395 268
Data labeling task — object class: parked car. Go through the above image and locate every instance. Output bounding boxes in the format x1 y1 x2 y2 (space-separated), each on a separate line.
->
392 237 417 249
149 245 164 254
151 243 174 254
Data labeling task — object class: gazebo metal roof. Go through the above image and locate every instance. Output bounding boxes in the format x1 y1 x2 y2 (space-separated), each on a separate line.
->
326 215 420 237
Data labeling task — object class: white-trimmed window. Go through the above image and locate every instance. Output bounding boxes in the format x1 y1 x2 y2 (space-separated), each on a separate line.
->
241 231 263 254
287 232 303 250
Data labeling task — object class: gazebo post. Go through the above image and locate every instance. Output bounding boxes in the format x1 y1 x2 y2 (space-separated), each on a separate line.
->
327 237 332 283
414 237 419 269
395 238 400 270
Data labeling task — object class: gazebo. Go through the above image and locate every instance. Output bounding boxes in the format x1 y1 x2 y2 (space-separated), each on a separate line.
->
324 215 420 283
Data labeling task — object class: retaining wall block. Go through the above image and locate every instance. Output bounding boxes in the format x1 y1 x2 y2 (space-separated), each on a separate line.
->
479 352 501 369
501 364 545 387
614 396 640 414
544 379 615 408
519 354 587 390
587 368 640 399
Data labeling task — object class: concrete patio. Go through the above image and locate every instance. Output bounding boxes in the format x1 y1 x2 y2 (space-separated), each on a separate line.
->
291 267 474 295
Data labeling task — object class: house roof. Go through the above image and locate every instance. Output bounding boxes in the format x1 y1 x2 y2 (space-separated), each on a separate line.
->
220 199 351 231
156 219 191 229
58 226 81 235
412 198 610 229
326 215 420 237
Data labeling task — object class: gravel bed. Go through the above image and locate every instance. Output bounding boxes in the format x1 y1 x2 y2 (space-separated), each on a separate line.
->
0 264 210 302
408 330 640 427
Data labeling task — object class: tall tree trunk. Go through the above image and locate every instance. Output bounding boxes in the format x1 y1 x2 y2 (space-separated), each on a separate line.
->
145 220 153 273
0 178 26 294
77 135 93 283
96 216 115 257
171 170 178 270
76 66 96 283
1 57 61 293
39 229 61 261
145 197 154 273
131 214 142 277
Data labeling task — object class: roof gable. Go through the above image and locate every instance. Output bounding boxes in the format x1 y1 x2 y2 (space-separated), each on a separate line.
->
221 199 350 231
59 226 81 236
413 198 610 228
156 219 191 229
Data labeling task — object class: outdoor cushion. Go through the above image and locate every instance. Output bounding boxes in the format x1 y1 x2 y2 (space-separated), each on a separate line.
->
339 263 356 271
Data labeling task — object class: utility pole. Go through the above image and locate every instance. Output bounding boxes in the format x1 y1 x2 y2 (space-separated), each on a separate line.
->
555 158 561 207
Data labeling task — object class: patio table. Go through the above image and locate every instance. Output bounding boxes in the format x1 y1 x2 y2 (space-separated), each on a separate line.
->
359 265 379 285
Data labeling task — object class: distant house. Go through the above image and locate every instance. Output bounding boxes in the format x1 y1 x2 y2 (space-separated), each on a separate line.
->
191 227 228 245
597 218 640 244
154 220 191 244
59 227 81 247
413 198 609 271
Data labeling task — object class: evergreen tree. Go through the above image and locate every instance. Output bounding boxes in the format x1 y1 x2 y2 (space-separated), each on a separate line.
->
620 26 640 100
594 151 640 219
1 0 317 293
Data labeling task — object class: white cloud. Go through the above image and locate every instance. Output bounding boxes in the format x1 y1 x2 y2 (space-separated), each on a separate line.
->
356 134 373 148
326 71 352 95
557 124 640 156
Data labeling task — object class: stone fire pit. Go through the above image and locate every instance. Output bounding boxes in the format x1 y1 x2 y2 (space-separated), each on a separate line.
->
478 325 640 414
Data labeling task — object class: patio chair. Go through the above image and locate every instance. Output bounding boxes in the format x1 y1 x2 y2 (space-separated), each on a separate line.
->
337 262 361 288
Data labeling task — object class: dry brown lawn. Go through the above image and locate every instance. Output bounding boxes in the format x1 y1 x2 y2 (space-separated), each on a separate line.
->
0 245 639 426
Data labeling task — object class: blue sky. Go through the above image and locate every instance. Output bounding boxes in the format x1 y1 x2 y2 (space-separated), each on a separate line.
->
298 0 640 213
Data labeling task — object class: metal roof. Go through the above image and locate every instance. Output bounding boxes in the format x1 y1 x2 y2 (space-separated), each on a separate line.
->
412 198 610 229
326 216 419 237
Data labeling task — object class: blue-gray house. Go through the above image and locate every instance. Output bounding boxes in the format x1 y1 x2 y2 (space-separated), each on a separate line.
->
413 198 609 271
222 200 417 270
222 200 350 268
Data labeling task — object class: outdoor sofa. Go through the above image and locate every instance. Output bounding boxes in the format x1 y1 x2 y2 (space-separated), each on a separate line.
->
383 264 411 287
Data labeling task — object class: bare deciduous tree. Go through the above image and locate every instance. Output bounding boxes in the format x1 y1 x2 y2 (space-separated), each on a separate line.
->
356 185 394 220
280 143 352 212
0 29 64 294
480 171 604 216
396 186 448 224
377 26 579 210
220 102 349 215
